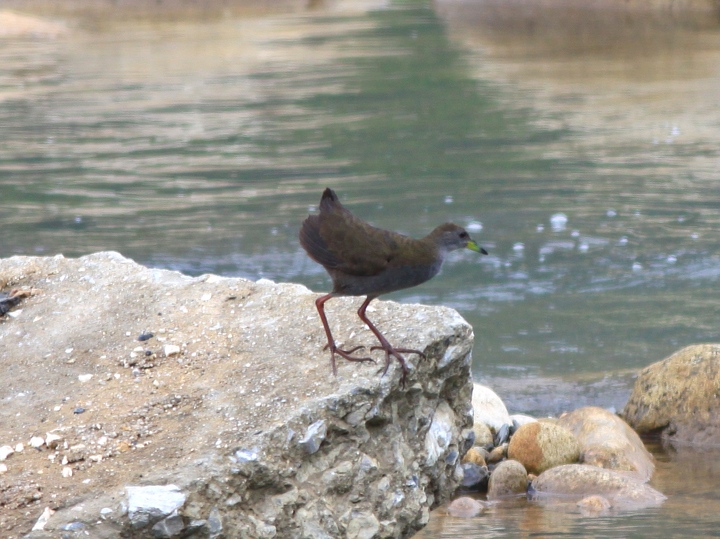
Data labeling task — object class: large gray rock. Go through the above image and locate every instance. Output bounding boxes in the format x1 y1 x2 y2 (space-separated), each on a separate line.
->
531 464 666 511
0 252 476 539
622 344 720 446
558 406 654 481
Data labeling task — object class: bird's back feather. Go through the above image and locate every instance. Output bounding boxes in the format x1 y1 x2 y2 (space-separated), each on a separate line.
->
300 188 439 283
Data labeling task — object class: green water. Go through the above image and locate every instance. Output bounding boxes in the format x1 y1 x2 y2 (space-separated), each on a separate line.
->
2 1 720 536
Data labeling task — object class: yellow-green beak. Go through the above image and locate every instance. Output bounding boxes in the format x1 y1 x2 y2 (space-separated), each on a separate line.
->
466 240 488 255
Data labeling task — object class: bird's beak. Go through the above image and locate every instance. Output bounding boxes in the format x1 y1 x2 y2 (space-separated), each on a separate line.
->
466 240 488 255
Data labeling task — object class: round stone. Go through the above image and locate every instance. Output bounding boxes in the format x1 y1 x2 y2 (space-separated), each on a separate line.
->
507 421 580 475
488 459 528 499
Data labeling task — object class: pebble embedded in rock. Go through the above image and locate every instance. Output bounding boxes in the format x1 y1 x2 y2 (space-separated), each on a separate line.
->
45 432 63 449
298 419 327 454
30 436 45 449
447 496 486 518
31 507 55 532
126 484 186 528
78 374 93 383
61 522 86 532
73 407 85 414
233 448 258 463
425 402 457 466
207 507 223 536
137 332 154 341
151 510 186 538
346 510 380 539
163 344 181 357
0 463 7 474
0 445 14 460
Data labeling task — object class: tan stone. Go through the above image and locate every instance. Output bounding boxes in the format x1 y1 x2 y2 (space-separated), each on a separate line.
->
622 344 720 446
472 420 494 447
462 447 486 467
507 421 580 475
558 406 654 481
532 464 666 511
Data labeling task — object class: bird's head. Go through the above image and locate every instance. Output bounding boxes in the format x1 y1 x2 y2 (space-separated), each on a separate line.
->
431 223 488 255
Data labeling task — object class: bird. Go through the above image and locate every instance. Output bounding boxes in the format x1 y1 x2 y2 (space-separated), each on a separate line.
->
299 187 487 385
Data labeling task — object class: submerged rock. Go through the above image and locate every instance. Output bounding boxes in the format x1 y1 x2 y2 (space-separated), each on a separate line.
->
558 406 654 481
531 464 666 511
0 252 476 538
507 422 580 475
622 344 720 446
577 494 612 516
446 496 486 518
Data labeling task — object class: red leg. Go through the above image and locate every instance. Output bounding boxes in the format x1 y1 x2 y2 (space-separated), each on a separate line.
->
315 294 374 375
356 297 426 386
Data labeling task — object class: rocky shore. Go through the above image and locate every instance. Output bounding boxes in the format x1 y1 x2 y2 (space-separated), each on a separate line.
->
2 253 718 537
445 342 720 520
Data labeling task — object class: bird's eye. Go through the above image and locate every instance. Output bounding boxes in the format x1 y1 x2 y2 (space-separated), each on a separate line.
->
459 231 468 239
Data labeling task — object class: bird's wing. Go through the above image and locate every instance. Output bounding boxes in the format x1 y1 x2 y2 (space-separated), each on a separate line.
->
300 188 437 277
299 214 344 269
323 213 397 276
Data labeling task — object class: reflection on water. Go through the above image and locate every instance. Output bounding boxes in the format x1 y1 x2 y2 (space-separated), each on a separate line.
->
2 2 720 536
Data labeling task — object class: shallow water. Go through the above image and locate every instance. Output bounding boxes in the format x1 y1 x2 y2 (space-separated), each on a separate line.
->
417 443 720 539
2 0 720 536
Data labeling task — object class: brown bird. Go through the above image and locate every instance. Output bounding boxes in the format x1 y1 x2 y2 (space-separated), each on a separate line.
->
299 188 487 384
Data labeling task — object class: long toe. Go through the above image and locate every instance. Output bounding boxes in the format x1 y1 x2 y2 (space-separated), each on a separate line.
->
325 343 365 353
370 346 426 359
332 346 375 364
372 347 410 388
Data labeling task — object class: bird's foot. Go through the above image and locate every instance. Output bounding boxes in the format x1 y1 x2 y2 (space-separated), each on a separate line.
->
370 345 425 387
